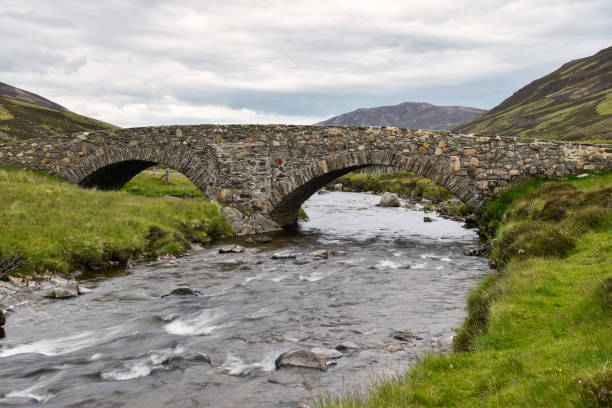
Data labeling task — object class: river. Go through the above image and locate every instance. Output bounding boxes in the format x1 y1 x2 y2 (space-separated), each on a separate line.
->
0 192 489 407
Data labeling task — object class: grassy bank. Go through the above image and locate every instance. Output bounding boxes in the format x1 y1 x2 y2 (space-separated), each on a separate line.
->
321 172 612 407
121 170 203 198
334 170 470 216
0 168 231 277
336 171 454 203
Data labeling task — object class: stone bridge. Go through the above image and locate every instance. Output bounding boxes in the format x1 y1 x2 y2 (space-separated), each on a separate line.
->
0 125 610 227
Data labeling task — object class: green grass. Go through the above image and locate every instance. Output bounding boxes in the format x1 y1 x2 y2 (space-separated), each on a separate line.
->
336 170 455 203
0 168 231 276
121 170 203 198
320 172 612 408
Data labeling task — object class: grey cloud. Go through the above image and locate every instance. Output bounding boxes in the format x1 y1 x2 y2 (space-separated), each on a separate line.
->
1 0 610 126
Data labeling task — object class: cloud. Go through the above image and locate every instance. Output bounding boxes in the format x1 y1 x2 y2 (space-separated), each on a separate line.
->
1 0 610 126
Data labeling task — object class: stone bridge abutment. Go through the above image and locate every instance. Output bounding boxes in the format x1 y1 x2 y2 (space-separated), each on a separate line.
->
1 125 610 227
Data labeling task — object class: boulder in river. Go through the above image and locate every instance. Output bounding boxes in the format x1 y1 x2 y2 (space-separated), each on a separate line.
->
333 183 343 192
423 216 434 223
0 309 5 327
392 330 424 342
77 285 94 295
271 251 298 260
51 287 78 299
318 188 330 195
275 349 330 371
219 245 244 254
161 287 202 297
335 341 359 351
311 347 342 359
377 192 401 207
310 249 328 260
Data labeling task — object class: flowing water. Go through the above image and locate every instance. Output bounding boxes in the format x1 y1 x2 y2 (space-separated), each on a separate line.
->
0 192 489 407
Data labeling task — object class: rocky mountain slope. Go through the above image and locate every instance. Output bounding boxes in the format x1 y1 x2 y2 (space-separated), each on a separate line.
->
454 46 612 143
0 82 117 141
316 102 485 130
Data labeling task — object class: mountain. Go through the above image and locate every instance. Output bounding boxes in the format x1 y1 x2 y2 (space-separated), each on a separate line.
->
454 46 612 143
0 82 70 112
315 102 486 130
0 82 117 141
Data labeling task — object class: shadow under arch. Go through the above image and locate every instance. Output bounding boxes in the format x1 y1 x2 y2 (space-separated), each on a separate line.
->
72 145 219 198
268 151 483 227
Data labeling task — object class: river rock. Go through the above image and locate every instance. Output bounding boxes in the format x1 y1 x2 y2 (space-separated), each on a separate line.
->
463 214 479 229
0 309 5 327
423 216 434 222
392 330 424 342
51 287 78 299
219 244 244 254
377 192 401 207
161 287 202 297
333 183 343 192
335 341 359 351
318 188 330 195
310 249 328 260
275 349 329 371
271 251 298 260
77 285 94 295
311 347 342 359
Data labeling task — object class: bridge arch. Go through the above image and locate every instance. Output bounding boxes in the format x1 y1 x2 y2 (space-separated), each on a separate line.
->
267 151 483 227
69 144 219 198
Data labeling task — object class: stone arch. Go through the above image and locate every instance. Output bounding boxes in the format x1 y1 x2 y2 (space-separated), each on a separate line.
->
267 151 484 227
70 144 219 198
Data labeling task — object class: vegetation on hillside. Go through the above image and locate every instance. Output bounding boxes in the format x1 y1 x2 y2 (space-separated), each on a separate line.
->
0 96 116 142
320 172 612 407
454 46 612 143
0 168 230 277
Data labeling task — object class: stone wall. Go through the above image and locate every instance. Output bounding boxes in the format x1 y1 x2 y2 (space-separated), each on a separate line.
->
0 125 610 226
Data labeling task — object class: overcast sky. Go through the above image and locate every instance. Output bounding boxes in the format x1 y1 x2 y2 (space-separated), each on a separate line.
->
1 0 610 127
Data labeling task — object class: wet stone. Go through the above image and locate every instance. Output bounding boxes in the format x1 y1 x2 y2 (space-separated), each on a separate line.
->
275 349 330 371
392 330 424 342
219 245 244 254
161 287 202 297
271 251 299 259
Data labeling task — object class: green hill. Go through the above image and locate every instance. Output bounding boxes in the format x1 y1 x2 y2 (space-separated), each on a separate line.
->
454 46 612 143
0 83 117 142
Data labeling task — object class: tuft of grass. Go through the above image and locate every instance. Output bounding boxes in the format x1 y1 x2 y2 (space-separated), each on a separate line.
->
298 207 310 221
0 168 231 276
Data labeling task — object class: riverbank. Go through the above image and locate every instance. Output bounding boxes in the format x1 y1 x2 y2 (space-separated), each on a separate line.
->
320 171 612 407
333 171 471 221
0 167 231 282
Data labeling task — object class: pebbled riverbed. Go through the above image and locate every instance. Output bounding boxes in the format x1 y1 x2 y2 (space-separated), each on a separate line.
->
0 192 489 407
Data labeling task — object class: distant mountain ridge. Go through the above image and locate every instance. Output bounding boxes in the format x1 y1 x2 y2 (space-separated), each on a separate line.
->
454 46 612 143
0 82 117 141
316 102 486 130
0 82 69 112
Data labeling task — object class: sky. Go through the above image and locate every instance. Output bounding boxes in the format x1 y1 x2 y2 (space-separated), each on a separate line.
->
1 0 610 127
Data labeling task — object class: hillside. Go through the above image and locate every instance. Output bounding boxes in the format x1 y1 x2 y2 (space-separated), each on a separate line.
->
454 46 612 143
0 83 117 141
316 102 485 130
